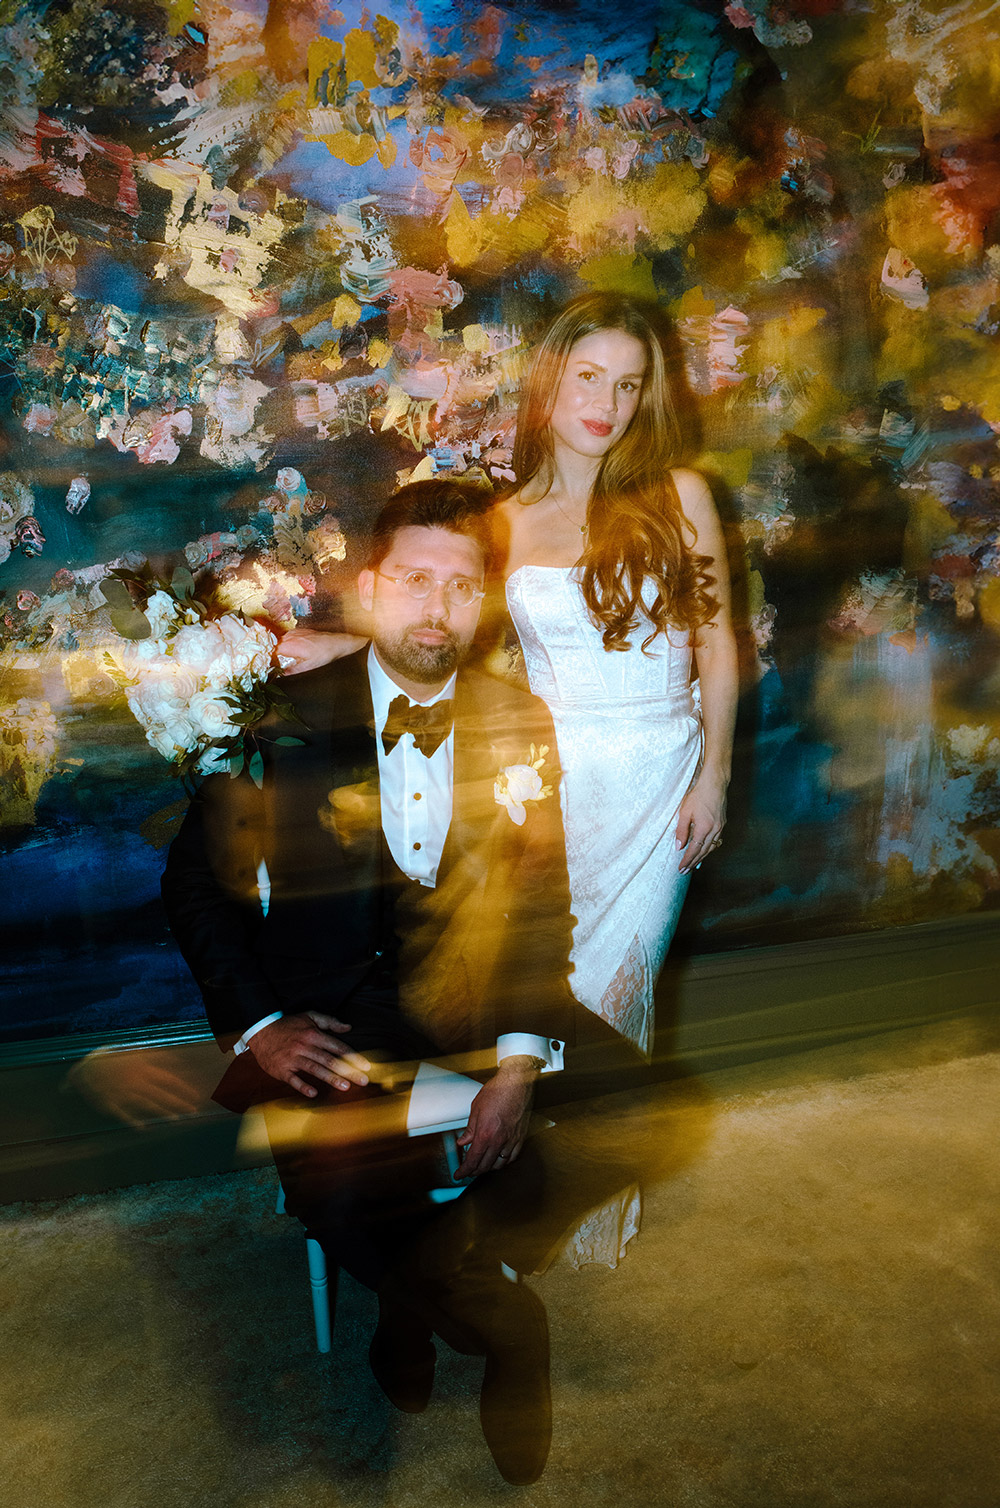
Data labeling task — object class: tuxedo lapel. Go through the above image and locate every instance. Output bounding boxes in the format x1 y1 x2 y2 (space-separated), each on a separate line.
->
315 652 382 871
441 672 503 878
326 646 380 775
261 650 382 913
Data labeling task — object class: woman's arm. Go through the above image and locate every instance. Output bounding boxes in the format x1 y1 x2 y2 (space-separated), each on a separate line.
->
277 628 368 675
672 468 739 876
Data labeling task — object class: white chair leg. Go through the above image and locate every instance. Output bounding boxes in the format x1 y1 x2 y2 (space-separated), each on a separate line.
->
306 1236 332 1354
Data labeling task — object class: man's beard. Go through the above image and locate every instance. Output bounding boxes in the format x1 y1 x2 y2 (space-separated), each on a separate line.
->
375 618 467 684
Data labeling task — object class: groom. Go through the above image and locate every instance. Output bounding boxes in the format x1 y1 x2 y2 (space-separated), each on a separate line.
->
161 479 575 1477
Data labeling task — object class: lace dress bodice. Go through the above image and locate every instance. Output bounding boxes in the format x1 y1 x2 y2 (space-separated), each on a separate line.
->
506 564 696 713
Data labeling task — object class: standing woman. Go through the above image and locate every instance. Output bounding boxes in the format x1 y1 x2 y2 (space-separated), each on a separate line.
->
496 291 737 1060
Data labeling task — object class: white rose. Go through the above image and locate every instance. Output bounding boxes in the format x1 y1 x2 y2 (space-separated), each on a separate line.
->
494 763 544 826
130 708 198 768
188 689 241 742
128 676 196 734
196 743 235 776
165 663 201 702
147 726 180 760
216 614 275 684
170 622 226 674
146 723 197 761
144 590 180 640
133 661 199 704
216 613 249 649
127 638 167 665
204 653 238 690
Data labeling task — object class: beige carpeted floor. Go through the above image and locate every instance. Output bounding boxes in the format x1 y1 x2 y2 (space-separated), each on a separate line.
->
4 1019 999 1508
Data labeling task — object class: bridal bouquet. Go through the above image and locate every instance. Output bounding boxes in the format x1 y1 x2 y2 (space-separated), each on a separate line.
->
103 567 298 783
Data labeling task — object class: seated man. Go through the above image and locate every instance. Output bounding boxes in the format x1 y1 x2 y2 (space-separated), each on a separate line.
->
161 478 576 1482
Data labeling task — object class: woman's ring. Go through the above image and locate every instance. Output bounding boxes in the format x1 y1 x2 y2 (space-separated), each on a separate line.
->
498 1151 508 1159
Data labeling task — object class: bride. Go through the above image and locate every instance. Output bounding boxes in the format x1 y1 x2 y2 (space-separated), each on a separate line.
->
280 291 738 1262
494 292 736 1063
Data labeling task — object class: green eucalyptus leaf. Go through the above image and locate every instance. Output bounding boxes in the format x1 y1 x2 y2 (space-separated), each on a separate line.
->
171 565 197 600
100 577 135 611
268 693 309 728
248 749 265 788
100 578 152 640
112 607 152 640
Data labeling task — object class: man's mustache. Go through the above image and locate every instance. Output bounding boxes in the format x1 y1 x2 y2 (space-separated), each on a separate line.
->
408 618 459 647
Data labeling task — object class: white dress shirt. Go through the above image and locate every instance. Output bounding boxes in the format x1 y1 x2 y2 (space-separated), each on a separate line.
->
234 648 563 1072
368 646 454 886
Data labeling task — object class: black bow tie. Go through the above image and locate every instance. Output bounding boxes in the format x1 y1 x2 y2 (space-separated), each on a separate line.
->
381 695 454 758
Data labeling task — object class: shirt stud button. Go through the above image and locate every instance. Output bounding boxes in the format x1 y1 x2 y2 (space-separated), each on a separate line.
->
413 842 421 850
413 792 422 801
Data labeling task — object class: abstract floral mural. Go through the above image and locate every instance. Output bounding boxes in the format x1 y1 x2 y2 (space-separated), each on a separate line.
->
1 0 999 1040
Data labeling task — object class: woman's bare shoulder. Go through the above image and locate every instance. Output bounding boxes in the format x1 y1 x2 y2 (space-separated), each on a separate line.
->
670 466 720 533
669 466 715 508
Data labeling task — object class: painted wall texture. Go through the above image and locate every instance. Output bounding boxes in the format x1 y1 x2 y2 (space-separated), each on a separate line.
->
1 0 998 1040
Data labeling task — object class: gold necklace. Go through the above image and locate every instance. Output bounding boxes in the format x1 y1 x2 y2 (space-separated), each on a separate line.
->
551 493 588 538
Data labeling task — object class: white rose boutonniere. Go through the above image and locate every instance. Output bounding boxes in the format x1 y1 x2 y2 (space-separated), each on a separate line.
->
494 744 554 826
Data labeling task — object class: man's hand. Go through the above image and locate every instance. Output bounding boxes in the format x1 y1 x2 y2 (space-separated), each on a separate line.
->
67 1047 211 1128
248 1012 371 1099
453 1057 538 1178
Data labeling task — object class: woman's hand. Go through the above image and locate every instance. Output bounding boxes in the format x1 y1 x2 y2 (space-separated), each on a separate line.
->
672 470 739 876
675 768 728 875
276 629 367 675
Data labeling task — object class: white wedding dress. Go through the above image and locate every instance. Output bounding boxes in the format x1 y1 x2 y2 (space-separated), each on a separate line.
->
505 565 703 1267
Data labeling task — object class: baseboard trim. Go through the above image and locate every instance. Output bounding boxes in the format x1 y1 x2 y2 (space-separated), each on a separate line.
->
0 1020 215 1070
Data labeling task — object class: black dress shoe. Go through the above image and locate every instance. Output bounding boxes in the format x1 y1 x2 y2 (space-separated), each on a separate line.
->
478 1282 552 1485
368 1297 437 1413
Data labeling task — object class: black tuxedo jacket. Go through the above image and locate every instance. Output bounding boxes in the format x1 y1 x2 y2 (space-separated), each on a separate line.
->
161 648 576 1062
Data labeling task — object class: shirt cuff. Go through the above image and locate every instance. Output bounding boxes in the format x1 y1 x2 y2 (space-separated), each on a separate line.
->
496 1032 564 1074
232 1012 283 1056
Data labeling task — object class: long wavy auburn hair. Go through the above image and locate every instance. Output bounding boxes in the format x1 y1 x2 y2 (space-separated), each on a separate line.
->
510 291 719 652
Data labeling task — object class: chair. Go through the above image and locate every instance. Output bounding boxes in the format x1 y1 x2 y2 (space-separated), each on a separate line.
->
274 1184 335 1352
254 1061 484 1353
